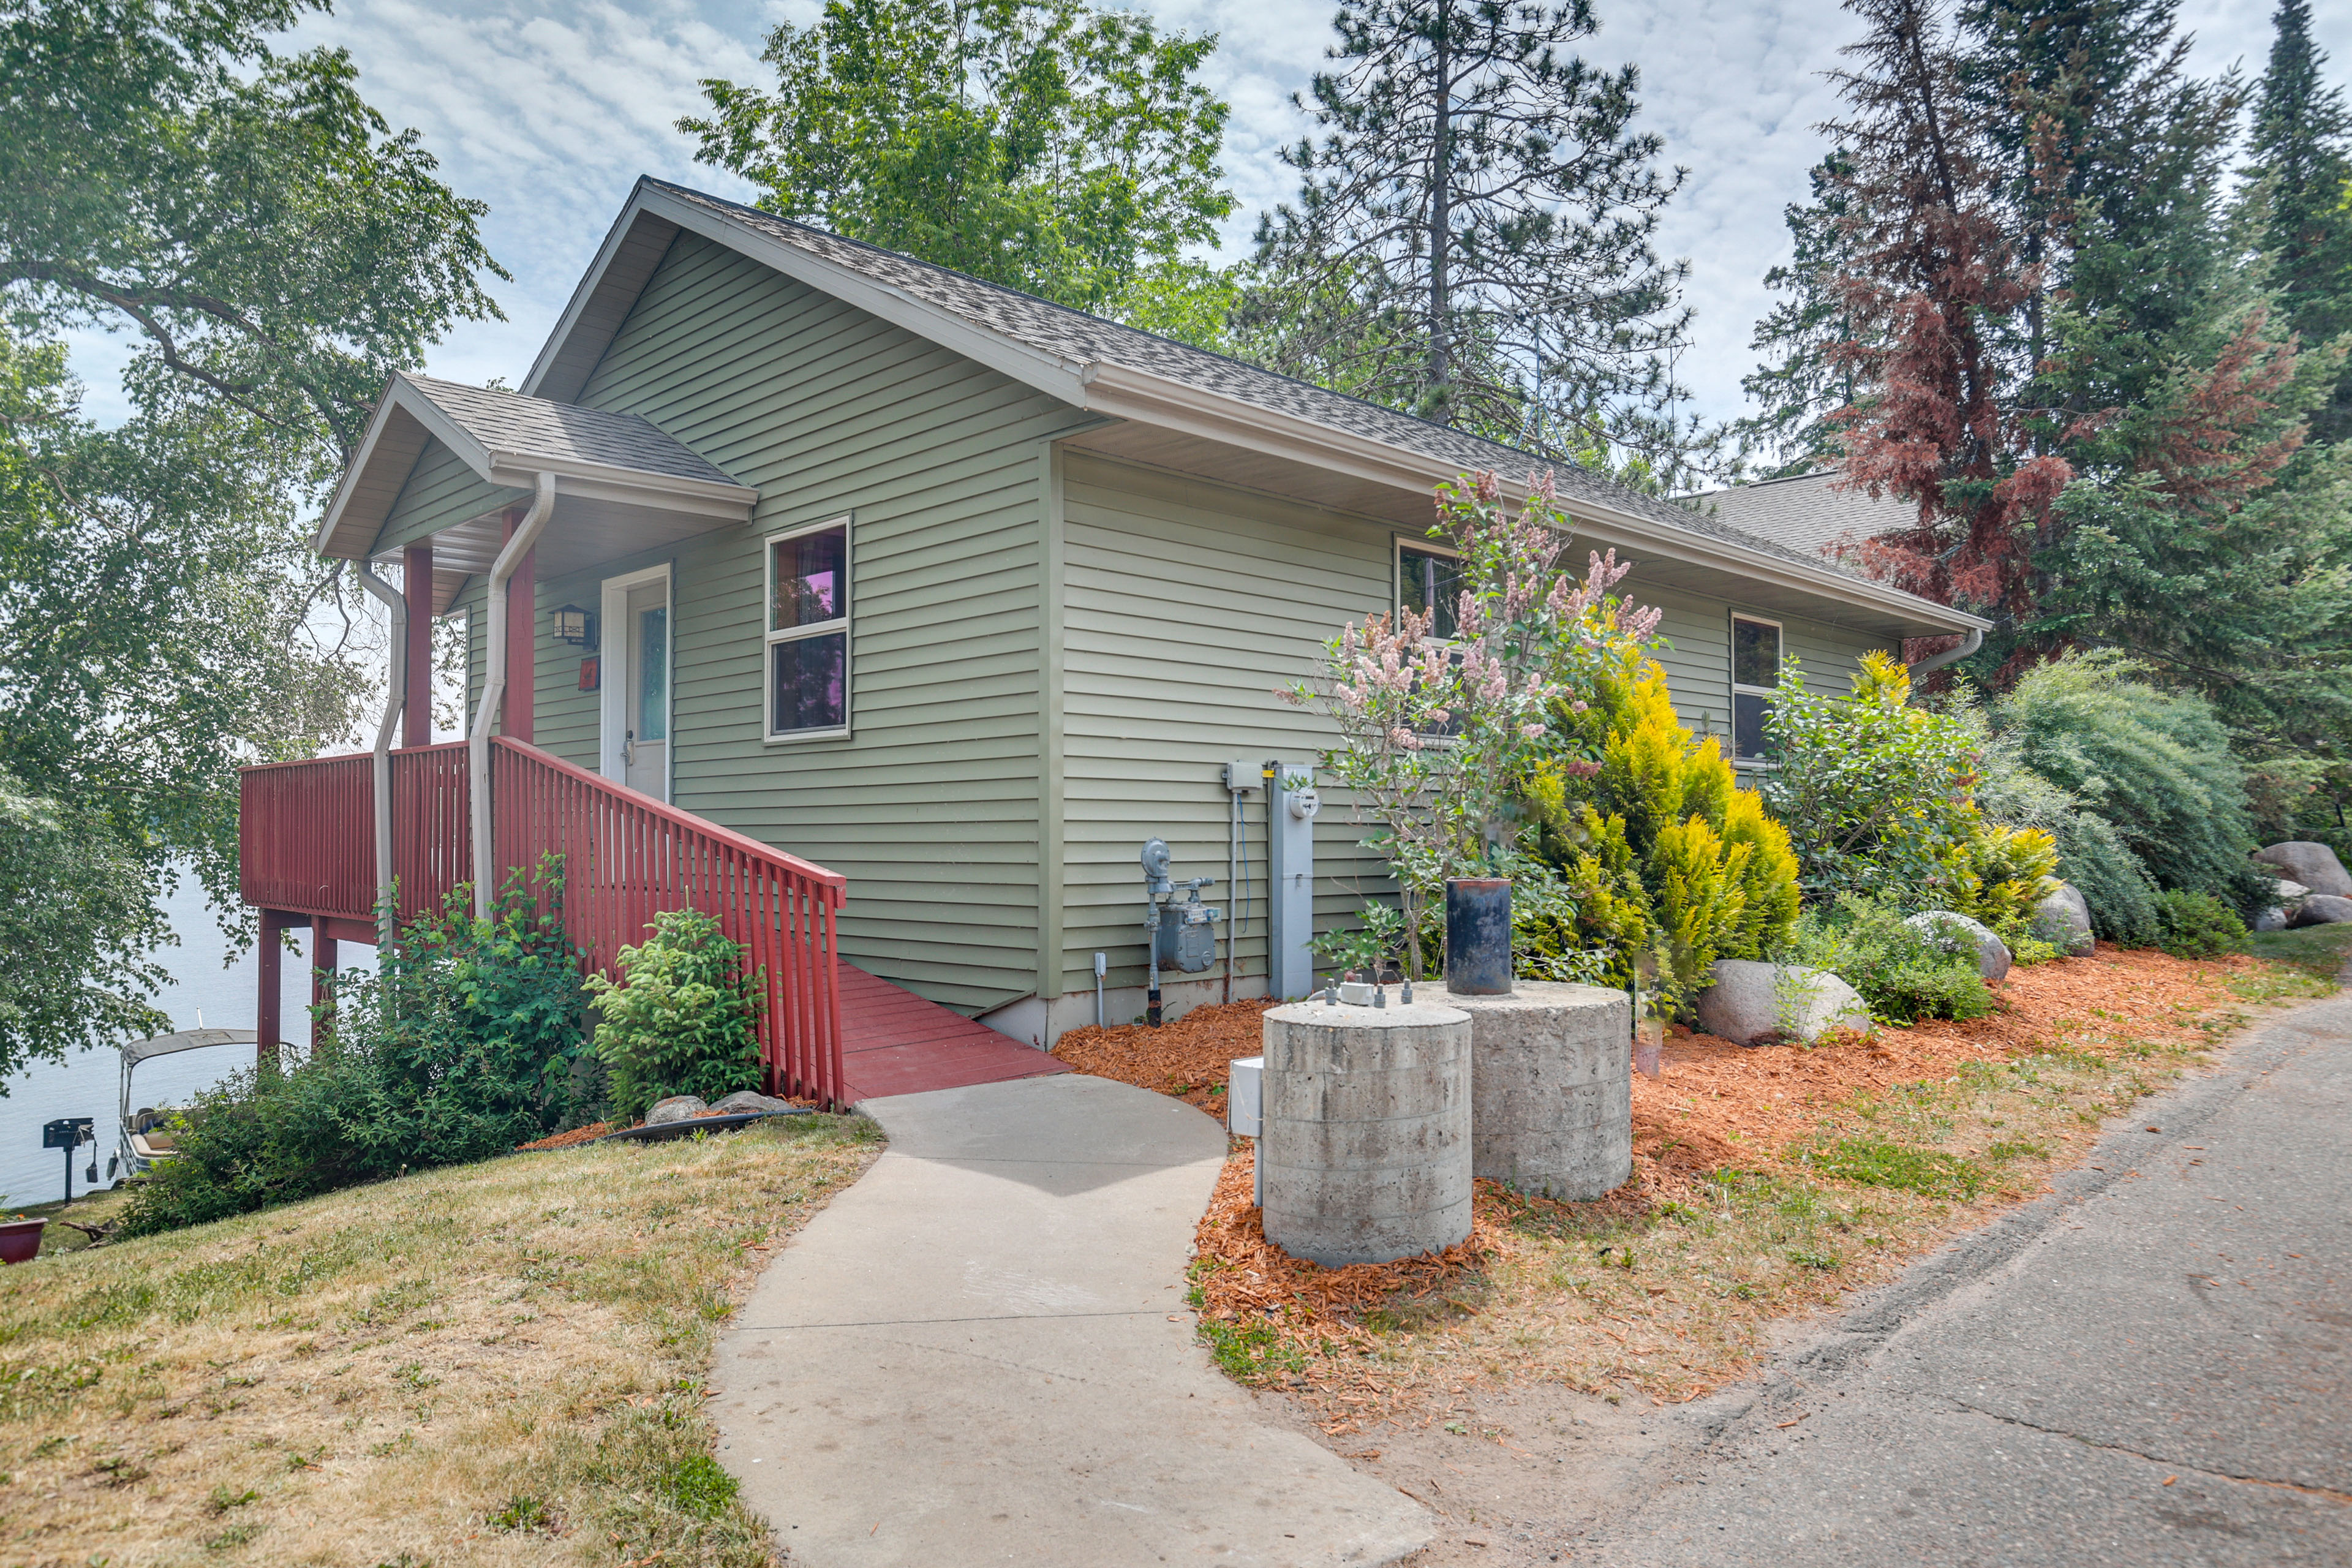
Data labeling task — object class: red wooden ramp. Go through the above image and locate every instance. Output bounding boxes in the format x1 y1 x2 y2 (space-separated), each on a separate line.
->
837 963 1068 1103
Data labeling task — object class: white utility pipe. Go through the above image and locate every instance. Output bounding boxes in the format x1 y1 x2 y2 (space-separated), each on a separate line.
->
469 471 556 918
356 559 407 946
1907 625 1985 680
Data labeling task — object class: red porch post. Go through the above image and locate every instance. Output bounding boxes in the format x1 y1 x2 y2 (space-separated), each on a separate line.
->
310 929 339 1045
257 909 286 1063
502 508 535 744
403 542 434 746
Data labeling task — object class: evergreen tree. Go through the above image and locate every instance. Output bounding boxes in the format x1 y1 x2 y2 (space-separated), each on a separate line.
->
1735 151 1857 476
1245 0 1699 478
2245 0 2352 445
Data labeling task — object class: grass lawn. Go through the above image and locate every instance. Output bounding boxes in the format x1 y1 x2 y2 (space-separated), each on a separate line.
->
1066 938 2343 1432
0 1114 880 1566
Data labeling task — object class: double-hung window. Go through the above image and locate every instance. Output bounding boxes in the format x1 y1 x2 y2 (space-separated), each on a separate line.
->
1397 540 1463 639
1731 614 1781 763
765 518 850 741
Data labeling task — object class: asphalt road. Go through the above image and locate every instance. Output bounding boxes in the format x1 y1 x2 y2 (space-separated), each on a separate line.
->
1563 990 2352 1566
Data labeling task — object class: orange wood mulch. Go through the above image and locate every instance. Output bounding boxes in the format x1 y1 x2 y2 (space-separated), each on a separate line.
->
1056 946 2264 1355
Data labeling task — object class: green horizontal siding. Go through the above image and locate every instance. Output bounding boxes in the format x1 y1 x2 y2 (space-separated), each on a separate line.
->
375 439 521 556
554 228 1082 1014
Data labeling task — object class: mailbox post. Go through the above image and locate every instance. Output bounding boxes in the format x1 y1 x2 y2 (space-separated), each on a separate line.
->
42 1117 93 1205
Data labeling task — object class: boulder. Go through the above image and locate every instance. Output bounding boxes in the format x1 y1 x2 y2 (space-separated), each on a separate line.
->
2291 894 2352 927
2253 907 2291 932
2030 883 2097 957
709 1090 796 1116
2253 842 2352 897
644 1094 710 1126
2274 879 2312 905
1907 910 2012 982
1697 959 1872 1046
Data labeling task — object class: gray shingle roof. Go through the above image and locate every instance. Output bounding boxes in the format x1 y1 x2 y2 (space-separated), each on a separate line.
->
645 181 1864 579
403 372 741 487
1686 469 1916 564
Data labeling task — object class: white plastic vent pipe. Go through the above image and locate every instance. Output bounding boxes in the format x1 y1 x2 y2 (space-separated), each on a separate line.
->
355 559 407 946
469 471 556 918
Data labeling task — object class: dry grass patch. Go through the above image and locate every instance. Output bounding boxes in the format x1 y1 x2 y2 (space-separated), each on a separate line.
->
0 1114 881 1567
1062 942 2339 1431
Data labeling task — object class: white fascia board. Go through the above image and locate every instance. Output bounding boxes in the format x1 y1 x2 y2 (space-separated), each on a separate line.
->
521 187 657 399
1074 363 1990 636
484 454 758 520
312 373 496 557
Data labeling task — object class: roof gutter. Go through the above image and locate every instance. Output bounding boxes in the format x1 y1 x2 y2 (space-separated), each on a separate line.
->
355 559 408 946
469 471 556 918
1906 625 1985 679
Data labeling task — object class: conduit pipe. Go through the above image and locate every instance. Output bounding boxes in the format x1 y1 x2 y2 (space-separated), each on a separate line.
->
356 559 407 946
1906 625 1984 680
469 471 556 918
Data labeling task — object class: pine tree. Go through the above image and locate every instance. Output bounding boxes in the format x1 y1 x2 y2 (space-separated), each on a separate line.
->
2245 0 2352 445
1245 0 1697 475
1735 151 1858 476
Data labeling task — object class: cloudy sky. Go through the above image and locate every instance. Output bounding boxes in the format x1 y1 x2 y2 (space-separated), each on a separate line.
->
71 0 2352 430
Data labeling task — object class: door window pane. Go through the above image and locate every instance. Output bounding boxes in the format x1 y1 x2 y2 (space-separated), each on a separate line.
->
772 526 846 631
1733 617 1781 689
637 606 667 742
772 632 846 733
1399 545 1461 640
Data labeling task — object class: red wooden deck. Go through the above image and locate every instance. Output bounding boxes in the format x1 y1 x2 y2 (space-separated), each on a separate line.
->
837 963 1068 1103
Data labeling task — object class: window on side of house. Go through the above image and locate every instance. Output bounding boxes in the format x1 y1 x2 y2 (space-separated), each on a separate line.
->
1731 614 1781 763
765 518 850 741
1397 540 1463 641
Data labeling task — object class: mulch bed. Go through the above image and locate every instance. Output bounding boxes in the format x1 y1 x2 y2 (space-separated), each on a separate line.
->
1057 946 2263 1370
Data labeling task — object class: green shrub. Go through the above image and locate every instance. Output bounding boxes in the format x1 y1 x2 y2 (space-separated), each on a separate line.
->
2150 890 2247 959
2052 812 2162 946
1523 646 1802 1013
586 908 764 1122
119 860 591 1238
1762 653 2056 937
1781 895 1995 1025
1989 651 2268 916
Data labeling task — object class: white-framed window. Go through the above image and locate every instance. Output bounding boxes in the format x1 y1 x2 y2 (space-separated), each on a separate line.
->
764 516 851 742
1395 535 1463 641
1731 614 1782 763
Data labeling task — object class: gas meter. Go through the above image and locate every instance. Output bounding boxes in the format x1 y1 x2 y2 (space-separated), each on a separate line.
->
1139 837 1220 1025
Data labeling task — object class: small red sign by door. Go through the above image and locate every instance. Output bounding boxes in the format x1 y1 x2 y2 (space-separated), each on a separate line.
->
578 655 600 691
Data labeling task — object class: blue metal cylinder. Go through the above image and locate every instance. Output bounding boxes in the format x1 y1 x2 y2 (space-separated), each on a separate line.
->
1444 878 1514 995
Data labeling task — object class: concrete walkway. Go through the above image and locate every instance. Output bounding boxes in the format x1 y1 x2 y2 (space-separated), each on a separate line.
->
712 1072 1431 1566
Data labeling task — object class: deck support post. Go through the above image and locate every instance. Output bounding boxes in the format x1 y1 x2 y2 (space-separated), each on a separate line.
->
257 909 286 1065
402 543 434 746
311 930 339 1046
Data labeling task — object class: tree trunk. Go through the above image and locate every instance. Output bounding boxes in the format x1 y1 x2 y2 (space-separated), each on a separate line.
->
1427 1 1453 410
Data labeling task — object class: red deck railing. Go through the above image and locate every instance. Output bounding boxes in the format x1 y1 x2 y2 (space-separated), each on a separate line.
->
238 739 848 1104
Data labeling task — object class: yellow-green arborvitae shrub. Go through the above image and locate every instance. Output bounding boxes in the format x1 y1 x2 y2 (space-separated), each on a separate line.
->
1524 649 1802 1010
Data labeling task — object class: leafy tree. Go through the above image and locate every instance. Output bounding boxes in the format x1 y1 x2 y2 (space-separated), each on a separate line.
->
1245 0 1699 476
2244 0 2352 447
680 0 1233 315
0 0 503 1081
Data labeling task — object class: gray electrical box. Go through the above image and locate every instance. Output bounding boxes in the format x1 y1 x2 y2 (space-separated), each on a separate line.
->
1153 897 1218 973
1266 763 1318 998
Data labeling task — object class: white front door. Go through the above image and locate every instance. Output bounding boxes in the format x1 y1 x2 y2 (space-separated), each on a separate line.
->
600 567 671 801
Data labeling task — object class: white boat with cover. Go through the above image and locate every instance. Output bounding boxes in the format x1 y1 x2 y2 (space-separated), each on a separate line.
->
116 1028 256 1180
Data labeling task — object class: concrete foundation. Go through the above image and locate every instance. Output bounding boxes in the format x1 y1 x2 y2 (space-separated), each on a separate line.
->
1260 998 1472 1267
1447 982 1633 1200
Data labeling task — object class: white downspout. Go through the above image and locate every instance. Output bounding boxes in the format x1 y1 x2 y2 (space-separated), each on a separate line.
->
1907 626 1985 680
356 559 407 947
469 471 556 918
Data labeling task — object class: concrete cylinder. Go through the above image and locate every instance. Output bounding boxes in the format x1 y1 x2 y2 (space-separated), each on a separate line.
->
1446 982 1632 1201
1259 999 1472 1267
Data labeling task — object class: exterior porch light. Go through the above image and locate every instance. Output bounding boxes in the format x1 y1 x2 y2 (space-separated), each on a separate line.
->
552 603 596 648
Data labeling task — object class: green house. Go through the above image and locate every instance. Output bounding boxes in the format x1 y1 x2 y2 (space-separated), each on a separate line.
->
312 178 1985 1047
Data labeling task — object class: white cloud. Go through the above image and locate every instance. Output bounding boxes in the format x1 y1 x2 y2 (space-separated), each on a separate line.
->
59 0 2352 430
